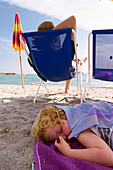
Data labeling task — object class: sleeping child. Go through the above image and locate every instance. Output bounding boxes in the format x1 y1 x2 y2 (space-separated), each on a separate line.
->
31 101 113 167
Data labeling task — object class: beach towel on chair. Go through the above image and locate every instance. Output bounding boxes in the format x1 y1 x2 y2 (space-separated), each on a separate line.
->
34 138 113 170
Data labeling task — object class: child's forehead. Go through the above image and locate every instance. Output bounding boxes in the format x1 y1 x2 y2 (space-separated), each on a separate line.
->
50 122 60 128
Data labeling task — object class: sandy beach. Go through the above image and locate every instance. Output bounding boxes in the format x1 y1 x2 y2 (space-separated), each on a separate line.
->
0 84 113 170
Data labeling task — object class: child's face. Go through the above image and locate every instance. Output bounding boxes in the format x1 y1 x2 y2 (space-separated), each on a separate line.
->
45 119 71 141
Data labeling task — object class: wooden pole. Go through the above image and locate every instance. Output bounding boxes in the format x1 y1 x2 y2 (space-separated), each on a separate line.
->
19 51 24 88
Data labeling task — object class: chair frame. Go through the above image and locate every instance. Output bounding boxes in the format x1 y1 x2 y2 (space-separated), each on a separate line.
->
82 31 96 101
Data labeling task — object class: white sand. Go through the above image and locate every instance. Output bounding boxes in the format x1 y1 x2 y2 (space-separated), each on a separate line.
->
0 84 113 170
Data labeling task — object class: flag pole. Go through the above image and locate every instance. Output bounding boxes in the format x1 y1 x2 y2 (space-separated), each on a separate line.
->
19 51 24 88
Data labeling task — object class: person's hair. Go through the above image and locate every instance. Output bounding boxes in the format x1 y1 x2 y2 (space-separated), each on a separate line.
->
31 105 66 143
38 21 54 31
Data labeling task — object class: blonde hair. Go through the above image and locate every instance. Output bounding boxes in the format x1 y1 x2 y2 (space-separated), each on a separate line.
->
38 21 54 31
31 105 66 143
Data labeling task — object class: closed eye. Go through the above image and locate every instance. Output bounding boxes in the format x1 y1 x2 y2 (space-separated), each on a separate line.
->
59 125 62 134
56 125 62 137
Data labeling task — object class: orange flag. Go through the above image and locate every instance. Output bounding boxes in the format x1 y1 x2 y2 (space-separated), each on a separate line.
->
12 13 25 88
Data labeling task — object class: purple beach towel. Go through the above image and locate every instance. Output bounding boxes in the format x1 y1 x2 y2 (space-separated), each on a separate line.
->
34 138 113 170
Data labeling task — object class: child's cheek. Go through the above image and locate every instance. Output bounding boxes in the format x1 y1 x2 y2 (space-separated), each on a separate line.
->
62 123 71 136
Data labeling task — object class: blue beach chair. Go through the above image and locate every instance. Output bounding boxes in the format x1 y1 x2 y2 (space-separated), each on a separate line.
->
83 29 113 100
92 29 113 81
20 28 79 103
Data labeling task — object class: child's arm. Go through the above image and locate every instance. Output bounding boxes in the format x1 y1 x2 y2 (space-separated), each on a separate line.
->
54 129 113 167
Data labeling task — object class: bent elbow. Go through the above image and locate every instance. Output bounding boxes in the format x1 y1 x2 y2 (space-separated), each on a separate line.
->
106 152 113 167
70 15 76 23
98 149 113 167
70 15 76 20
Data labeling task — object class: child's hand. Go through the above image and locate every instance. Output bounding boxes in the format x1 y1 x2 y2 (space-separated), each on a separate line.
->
54 136 71 157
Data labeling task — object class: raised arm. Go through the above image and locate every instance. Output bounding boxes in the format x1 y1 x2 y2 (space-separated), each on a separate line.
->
55 129 113 167
53 15 76 41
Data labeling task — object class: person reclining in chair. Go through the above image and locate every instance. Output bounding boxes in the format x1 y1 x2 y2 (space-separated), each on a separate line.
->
37 16 87 94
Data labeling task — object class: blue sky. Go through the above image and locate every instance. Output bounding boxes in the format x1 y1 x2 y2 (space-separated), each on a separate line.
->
0 0 113 74
0 1 62 74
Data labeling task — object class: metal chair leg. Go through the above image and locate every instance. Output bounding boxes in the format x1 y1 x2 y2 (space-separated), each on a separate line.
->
33 80 50 103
